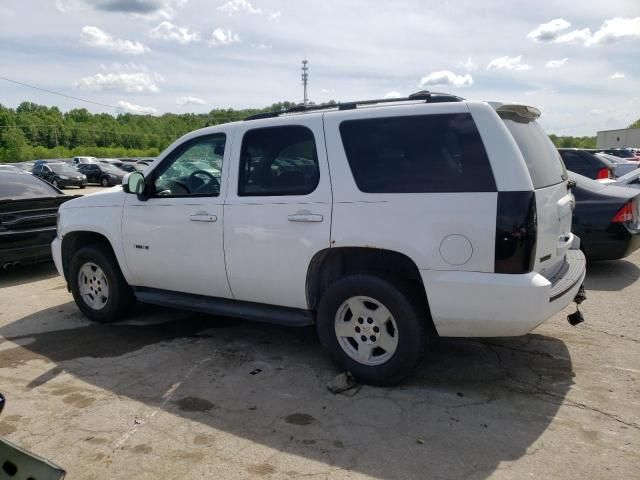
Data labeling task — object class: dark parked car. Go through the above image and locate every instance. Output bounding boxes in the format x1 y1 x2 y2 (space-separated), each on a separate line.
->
559 149 614 180
570 172 640 261
32 162 87 189
77 162 125 186
0 171 79 269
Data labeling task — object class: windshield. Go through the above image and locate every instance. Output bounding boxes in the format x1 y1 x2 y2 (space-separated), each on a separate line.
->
49 163 77 174
607 149 634 158
501 114 567 189
101 164 124 174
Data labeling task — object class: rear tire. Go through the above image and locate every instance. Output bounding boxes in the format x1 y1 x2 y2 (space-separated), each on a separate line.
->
316 274 428 386
69 244 134 323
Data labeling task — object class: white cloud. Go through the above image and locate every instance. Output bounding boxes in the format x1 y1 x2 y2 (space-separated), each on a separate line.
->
609 72 625 79
486 55 531 71
176 95 206 105
117 100 157 114
251 43 272 49
545 58 568 69
586 17 640 46
383 91 402 99
420 70 473 88
555 28 592 44
268 11 281 21
218 0 261 16
149 21 199 44
208 28 240 46
81 26 149 54
457 57 477 72
527 18 571 42
74 70 162 92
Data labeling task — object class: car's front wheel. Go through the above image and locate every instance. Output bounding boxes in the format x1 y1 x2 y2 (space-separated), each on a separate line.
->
316 274 428 386
52 179 61 189
100 177 110 187
69 244 134 323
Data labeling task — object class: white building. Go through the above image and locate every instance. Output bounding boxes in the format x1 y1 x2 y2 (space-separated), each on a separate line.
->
596 128 640 148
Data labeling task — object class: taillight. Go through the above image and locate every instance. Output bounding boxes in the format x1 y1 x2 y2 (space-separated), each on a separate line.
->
596 168 611 180
612 202 633 223
494 191 537 274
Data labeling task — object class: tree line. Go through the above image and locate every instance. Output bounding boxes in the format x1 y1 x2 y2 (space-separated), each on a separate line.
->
0 101 295 162
2 101 636 162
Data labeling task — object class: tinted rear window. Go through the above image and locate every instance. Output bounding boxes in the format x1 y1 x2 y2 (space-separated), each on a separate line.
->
339 113 496 193
501 115 567 189
0 173 60 199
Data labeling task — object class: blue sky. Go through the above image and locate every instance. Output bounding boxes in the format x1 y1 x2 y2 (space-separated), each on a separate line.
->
0 0 638 135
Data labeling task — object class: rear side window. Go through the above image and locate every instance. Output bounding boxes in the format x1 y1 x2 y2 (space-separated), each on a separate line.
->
0 174 60 199
501 115 567 189
339 113 496 193
238 126 319 196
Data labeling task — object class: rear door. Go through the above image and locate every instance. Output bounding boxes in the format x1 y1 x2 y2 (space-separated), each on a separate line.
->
223 117 332 309
500 115 573 276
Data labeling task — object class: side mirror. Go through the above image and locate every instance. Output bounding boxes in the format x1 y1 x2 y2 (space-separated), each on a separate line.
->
123 171 146 195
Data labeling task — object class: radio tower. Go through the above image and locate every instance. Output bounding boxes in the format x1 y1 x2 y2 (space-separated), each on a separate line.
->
301 59 309 105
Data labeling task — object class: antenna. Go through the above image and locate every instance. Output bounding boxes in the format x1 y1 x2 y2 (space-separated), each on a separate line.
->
301 59 309 105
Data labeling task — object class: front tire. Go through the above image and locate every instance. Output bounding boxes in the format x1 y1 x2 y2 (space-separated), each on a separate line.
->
69 244 134 323
52 179 61 189
316 274 428 386
100 177 109 187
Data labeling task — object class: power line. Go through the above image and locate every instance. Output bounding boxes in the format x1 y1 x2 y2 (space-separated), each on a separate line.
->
0 75 159 116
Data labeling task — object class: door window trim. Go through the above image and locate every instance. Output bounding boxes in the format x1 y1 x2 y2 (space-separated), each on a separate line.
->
147 133 227 199
237 124 320 197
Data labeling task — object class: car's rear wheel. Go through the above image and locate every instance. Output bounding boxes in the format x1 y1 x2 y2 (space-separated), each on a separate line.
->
80 185 86 189
69 244 134 323
100 177 109 187
316 274 428 386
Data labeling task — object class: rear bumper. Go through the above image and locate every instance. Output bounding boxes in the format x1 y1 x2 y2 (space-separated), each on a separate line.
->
421 248 586 337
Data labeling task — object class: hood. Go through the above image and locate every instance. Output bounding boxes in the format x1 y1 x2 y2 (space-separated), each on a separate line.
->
60 187 125 210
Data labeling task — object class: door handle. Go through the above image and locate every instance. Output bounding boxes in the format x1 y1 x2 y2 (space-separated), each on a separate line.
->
288 211 323 223
190 211 217 222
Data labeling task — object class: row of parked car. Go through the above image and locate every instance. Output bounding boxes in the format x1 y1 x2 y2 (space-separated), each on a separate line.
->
0 156 154 189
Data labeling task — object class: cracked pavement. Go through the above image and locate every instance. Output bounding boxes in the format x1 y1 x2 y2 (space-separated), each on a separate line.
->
0 251 638 479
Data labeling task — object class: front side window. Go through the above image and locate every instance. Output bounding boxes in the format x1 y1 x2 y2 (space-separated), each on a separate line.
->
153 134 226 197
238 126 319 196
339 114 496 193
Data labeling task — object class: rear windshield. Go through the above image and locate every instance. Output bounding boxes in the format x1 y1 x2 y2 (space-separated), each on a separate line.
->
501 115 567 189
0 173 60 199
339 113 496 193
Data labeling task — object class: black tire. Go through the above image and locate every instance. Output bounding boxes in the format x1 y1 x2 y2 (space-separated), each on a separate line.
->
316 274 428 386
68 243 134 323
100 177 109 187
80 185 86 189
52 179 61 189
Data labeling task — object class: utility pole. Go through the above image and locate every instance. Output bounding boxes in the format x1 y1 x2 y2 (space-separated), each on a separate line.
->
301 59 309 105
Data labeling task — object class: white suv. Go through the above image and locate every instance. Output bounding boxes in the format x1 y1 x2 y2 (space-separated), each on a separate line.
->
52 92 586 385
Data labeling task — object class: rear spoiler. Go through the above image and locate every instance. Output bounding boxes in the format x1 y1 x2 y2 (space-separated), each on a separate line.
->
489 102 541 121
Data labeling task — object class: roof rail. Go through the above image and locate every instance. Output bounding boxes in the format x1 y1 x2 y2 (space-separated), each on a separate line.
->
244 91 464 121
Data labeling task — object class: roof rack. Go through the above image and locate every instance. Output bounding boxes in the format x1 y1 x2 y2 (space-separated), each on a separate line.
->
244 91 464 121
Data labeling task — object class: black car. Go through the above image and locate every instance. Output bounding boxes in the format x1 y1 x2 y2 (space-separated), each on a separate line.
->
77 162 125 186
32 162 87 189
559 149 614 180
0 171 79 268
570 172 640 261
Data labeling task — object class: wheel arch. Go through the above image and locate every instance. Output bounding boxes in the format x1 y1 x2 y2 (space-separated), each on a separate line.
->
306 247 436 334
61 230 126 283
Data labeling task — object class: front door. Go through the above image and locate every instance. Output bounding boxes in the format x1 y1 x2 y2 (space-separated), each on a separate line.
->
122 131 233 298
224 117 332 309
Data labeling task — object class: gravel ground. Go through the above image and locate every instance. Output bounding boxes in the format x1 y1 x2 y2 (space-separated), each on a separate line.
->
0 250 638 479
